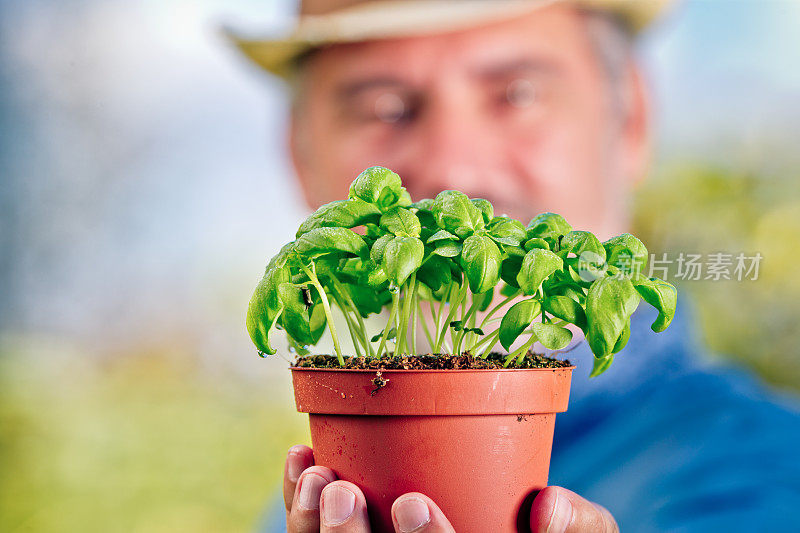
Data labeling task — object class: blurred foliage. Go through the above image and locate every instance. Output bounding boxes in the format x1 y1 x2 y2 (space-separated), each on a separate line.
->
0 345 307 532
633 162 800 390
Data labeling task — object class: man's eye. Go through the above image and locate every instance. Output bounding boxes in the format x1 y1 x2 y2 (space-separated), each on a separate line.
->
374 93 404 123
505 78 538 109
373 92 414 124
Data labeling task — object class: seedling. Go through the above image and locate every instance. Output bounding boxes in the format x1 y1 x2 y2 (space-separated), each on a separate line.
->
247 166 677 376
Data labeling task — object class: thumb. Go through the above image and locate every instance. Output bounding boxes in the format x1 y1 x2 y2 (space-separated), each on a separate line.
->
392 493 456 533
530 486 618 533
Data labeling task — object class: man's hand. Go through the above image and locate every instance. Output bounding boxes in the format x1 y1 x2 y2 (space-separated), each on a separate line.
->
284 445 454 532
283 445 618 533
529 486 619 533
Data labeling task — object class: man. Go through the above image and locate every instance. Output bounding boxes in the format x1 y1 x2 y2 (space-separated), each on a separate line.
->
230 1 800 531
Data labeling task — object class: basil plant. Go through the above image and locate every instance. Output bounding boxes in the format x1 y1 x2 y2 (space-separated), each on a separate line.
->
247 166 677 376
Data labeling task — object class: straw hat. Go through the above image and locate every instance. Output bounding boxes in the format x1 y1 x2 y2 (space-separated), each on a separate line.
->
227 0 671 78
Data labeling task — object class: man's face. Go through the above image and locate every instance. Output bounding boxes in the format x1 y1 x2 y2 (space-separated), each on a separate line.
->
290 5 647 239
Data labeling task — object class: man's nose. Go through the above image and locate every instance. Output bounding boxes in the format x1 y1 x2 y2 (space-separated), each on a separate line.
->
401 95 501 199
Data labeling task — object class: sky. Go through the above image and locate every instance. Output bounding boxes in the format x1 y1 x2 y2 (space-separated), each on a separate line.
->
1 0 798 365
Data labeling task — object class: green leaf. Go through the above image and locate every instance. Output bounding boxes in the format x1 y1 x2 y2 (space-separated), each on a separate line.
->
410 198 436 227
432 241 462 257
542 295 587 331
500 254 523 288
499 298 541 350
417 254 451 292
383 236 424 286
531 322 573 350
277 282 327 346
523 238 550 251
487 216 527 247
380 206 421 237
395 188 413 208
370 234 394 263
561 231 606 261
371 327 396 343
348 166 405 209
246 261 291 355
432 190 484 238
516 248 563 295
502 244 527 257
499 283 520 298
460 234 502 294
585 276 640 359
335 257 369 283
612 322 631 354
526 213 572 247
348 284 390 317
471 198 494 224
367 267 388 288
296 199 381 237
410 198 433 211
293 227 368 259
603 233 649 273
590 355 614 378
472 287 494 312
427 229 459 243
449 320 464 331
633 276 677 332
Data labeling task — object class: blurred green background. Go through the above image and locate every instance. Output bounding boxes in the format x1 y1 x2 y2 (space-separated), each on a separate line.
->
1 1 799 531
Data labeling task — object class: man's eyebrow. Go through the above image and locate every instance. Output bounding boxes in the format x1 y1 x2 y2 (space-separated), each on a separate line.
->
472 58 562 81
336 77 410 100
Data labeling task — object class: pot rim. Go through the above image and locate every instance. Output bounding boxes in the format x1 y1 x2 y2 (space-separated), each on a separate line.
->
291 364 574 415
290 365 575 374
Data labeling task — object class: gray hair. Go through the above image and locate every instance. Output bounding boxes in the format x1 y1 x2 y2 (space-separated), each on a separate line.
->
580 8 636 120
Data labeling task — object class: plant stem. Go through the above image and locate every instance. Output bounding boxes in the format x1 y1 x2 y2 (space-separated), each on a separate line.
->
330 277 373 357
450 282 469 353
417 299 435 351
342 306 363 358
411 280 419 354
454 292 482 354
442 338 453 354
470 328 499 355
437 281 466 353
300 263 344 366
479 291 518 330
431 283 448 353
504 335 536 368
335 295 364 358
328 285 367 358
400 273 417 355
377 289 400 358
479 330 501 358
395 291 405 355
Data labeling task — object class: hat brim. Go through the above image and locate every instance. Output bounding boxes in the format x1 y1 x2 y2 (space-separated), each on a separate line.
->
226 0 669 79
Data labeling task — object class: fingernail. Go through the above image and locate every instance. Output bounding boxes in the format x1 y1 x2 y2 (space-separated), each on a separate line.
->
395 496 431 532
322 484 356 526
546 490 573 533
297 473 327 510
287 447 311 482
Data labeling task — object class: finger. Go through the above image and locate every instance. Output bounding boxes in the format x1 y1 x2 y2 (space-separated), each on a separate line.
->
530 486 618 533
320 480 371 532
392 492 456 533
288 466 337 533
284 445 315 511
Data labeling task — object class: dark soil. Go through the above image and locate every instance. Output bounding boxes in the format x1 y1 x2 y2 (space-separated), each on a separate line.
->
293 352 571 370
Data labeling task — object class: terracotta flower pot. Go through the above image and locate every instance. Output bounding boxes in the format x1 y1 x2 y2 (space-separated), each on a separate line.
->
291 366 574 532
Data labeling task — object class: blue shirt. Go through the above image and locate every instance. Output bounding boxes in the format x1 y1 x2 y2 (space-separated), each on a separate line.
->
261 302 800 532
